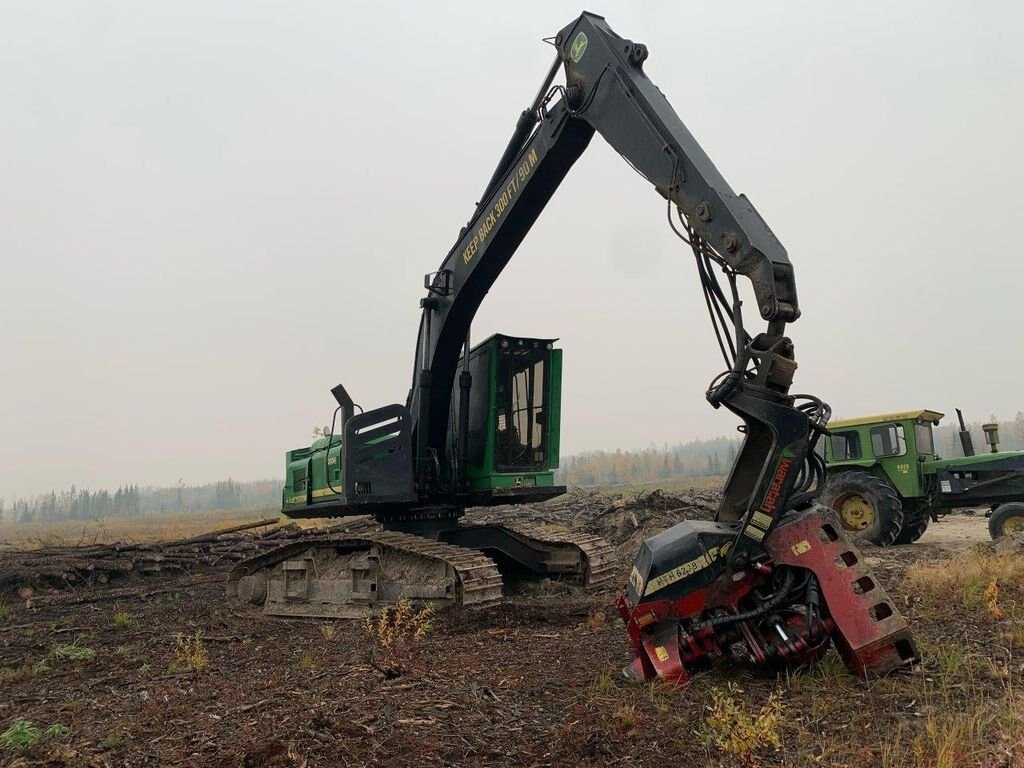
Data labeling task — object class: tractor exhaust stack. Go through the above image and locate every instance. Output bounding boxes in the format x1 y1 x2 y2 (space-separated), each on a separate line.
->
956 408 976 457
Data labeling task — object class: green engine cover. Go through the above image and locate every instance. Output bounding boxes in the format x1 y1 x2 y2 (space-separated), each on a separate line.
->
281 435 344 509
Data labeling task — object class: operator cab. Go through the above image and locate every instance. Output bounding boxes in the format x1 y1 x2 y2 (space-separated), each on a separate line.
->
452 334 562 495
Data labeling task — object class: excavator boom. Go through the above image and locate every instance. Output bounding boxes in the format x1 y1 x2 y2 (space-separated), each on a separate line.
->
410 14 798 515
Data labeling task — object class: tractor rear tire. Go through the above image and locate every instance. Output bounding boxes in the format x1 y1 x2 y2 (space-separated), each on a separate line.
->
820 471 904 547
988 502 1024 540
894 515 930 545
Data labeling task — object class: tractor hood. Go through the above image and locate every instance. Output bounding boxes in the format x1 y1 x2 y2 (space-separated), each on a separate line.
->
923 451 1024 473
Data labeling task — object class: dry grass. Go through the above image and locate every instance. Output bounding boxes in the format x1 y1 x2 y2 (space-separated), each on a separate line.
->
905 546 1024 615
886 545 1024 766
698 682 785 760
364 599 435 650
172 631 208 671
0 507 279 549
363 599 435 677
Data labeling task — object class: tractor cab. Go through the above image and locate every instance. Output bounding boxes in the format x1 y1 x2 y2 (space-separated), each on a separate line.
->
824 410 942 501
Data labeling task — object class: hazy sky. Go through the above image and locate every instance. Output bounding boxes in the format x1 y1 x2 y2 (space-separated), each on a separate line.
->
2 1 1022 499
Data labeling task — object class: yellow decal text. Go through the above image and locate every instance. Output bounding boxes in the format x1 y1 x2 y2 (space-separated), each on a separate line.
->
462 148 539 265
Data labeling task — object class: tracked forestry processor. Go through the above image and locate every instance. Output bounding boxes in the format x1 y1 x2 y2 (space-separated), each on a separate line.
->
228 12 919 685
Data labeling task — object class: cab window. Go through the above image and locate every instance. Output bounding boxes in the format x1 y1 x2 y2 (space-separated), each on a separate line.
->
914 423 935 455
495 347 548 470
830 431 861 461
870 423 907 457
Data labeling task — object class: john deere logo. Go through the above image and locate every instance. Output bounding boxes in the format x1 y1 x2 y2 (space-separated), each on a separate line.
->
570 31 588 63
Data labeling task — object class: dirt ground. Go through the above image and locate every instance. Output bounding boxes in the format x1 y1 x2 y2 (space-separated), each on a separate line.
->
1 496 1022 768
913 511 990 549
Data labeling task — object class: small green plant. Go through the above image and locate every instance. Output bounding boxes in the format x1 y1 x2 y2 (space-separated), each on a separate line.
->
173 631 208 670
699 683 785 759
51 640 95 662
591 670 616 697
0 599 9 622
297 651 317 671
0 720 42 750
43 724 69 739
101 731 125 750
112 611 134 629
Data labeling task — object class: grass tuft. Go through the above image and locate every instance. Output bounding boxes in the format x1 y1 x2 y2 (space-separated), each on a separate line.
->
0 666 35 684
0 720 41 750
43 723 69 739
364 599 435 650
698 682 785 759
51 640 95 662
101 731 125 750
173 631 208 671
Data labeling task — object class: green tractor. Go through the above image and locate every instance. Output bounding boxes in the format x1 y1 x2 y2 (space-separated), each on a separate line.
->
821 409 1024 545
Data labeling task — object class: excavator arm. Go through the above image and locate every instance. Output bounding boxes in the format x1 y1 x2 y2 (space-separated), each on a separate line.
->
406 12 826 563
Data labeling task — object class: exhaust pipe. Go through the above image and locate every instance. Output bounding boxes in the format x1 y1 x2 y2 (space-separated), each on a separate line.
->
331 383 355 435
956 408 975 457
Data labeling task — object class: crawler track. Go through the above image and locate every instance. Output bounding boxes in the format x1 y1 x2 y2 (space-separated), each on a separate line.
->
227 530 503 617
368 530 505 609
504 525 618 586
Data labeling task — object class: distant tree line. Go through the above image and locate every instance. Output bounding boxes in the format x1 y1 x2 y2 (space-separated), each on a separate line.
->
934 411 1024 457
1 478 281 525
556 436 741 487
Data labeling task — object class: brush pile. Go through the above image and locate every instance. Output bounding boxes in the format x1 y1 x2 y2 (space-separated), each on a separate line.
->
465 486 719 558
0 518 302 591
